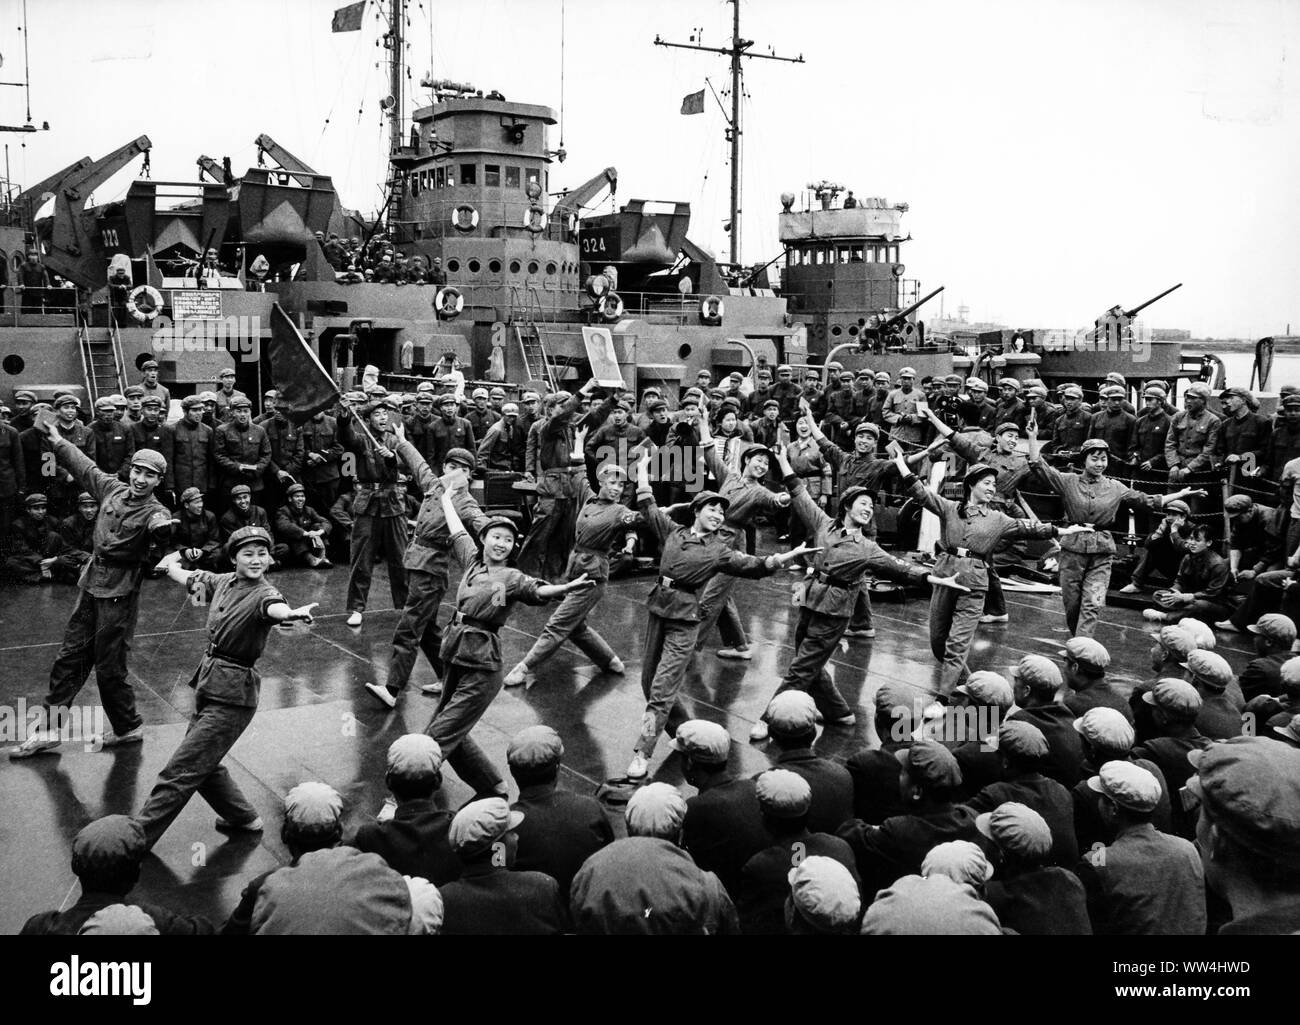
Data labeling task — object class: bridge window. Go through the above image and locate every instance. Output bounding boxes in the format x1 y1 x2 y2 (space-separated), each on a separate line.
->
459 163 477 185
865 247 877 263
484 164 501 187
850 246 864 262
888 245 899 263
505 166 521 188
435 167 446 188
837 247 851 264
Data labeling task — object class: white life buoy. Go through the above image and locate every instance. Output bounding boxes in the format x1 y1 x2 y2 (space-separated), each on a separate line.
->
126 284 163 323
699 294 725 325
434 286 464 320
584 273 610 299
598 291 624 322
451 204 479 232
524 205 547 233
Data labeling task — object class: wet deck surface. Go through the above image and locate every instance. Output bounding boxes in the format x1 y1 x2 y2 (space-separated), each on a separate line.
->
0 537 1258 933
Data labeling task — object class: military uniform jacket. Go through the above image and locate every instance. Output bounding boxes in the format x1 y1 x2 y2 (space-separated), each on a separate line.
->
439 531 547 670
703 446 785 530
1049 408 1090 453
477 418 527 472
1031 460 1162 554
0 421 25 497
1132 409 1171 465
584 422 646 473
338 418 404 517
1074 823 1206 935
58 513 96 560
211 388 247 423
161 418 215 494
262 415 303 479
90 419 135 477
569 484 644 582
465 406 499 439
838 803 984 897
1165 408 1222 471
403 413 440 468
186 569 285 707
129 418 166 457
395 439 489 574
816 437 901 498
9 513 61 558
23 422 95 496
1219 409 1272 466
787 480 928 616
994 397 1030 432
511 783 615 895
214 420 272 491
173 509 221 561
1087 409 1137 455
299 414 343 484
1174 547 1231 601
140 381 171 411
1267 421 1300 481
428 415 477 474
680 776 770 898
958 397 998 433
52 435 171 597
771 747 856 835
784 435 831 498
219 504 271 540
637 485 775 622
348 798 461 885
274 503 330 553
947 434 1031 506
904 474 1057 590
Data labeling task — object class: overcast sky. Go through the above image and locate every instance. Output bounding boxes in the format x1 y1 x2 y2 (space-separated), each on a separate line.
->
4 0 1296 337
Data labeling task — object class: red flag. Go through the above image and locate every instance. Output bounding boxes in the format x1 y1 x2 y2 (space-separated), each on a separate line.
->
332 1 366 32
680 89 705 116
268 304 341 423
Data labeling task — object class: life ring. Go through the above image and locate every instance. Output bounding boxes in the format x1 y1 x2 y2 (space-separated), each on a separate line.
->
584 273 610 299
434 286 464 320
126 285 163 323
524 205 547 233
451 204 479 232
598 291 623 322
699 294 725 325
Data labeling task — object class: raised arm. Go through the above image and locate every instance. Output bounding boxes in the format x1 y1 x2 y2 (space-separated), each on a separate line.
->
774 444 829 535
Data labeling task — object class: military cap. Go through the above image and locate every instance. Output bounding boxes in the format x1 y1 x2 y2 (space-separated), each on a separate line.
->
284 483 305 499
141 395 162 408
1274 714 1300 746
218 367 236 378
861 874 1001 936
1152 624 1197 659
77 491 97 506
124 385 146 398
739 443 772 467
670 720 730 764
709 387 726 399
1026 384 1049 398
837 486 873 520
894 366 914 378
997 377 1021 392
624 782 688 838
610 400 632 414
129 449 166 474
997 720 1050 761
471 387 489 400
0 405 8 416
921 840 994 886
900 740 962 789
404 875 444 936
1186 382 1212 399
415 380 437 394
993 421 1020 436
226 525 273 559
180 487 203 504
944 374 964 386
975 802 1053 859
1073 707 1135 752
789 857 862 933
365 384 389 400
284 781 343 829
13 389 37 403
1143 382 1168 397
855 369 873 380
682 387 704 403
1222 385 1254 403
1087 760 1162 813
24 493 47 508
507 725 564 771
230 484 252 498
78 904 159 936
727 371 744 382
596 462 628 483
647 399 668 414
1246 613 1296 648
1181 649 1234 691
1284 395 1300 410
963 462 998 486
1105 372 1127 386
1101 385 1125 398
383 395 403 411
853 421 880 436
477 514 521 541
54 393 80 409
965 377 989 391
1223 494 1252 514
1187 738 1300 866
501 402 519 416
1065 636 1110 671
689 489 730 513
766 690 818 735
489 387 506 398
387 734 444 777
1061 384 1084 399
755 768 813 818
776 364 792 374
263 389 280 400
1163 499 1191 517
449 798 524 855
954 670 1014 710
229 395 252 409
1079 438 1110 456
874 371 893 383
93 396 116 412
839 371 857 383
443 447 475 471
436 392 459 407
415 391 435 405
180 394 205 411
1141 678 1202 717
1180 616 1217 649
1016 654 1062 693
196 391 217 404
71 816 147 873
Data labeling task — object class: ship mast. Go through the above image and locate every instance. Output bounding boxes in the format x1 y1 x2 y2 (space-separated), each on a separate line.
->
381 0 405 226
655 0 803 267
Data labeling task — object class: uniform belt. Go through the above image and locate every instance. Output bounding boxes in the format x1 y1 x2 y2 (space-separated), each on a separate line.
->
657 575 699 594
796 471 822 479
942 547 991 562
815 569 857 588
573 546 605 558
452 612 498 633
413 535 451 551
205 645 254 669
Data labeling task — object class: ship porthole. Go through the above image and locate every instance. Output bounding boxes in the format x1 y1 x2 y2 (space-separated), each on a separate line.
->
2 354 24 375
545 262 557 276
831 325 842 336
848 326 859 337
510 261 521 274
858 318 866 327
528 261 539 275
468 259 481 274
447 259 461 273
489 260 502 274
677 344 692 359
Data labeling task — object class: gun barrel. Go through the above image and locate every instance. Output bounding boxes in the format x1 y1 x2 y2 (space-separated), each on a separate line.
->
1124 282 1182 319
884 286 944 328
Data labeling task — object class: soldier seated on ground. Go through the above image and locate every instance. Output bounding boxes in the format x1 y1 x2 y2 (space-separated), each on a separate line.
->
4 492 64 584
219 484 285 568
53 491 99 583
1142 525 1234 626
168 487 221 570
274 483 333 568
1118 500 1193 594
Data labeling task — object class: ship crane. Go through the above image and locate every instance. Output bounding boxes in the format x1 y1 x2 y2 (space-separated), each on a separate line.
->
551 166 617 228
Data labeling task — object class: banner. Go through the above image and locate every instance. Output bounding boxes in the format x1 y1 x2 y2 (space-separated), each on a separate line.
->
268 304 342 423
332 1 366 32
680 89 705 116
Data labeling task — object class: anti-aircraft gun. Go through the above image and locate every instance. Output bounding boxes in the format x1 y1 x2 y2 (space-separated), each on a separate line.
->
1091 283 1183 348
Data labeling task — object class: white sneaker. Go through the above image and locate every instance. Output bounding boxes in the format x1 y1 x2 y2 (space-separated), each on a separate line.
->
503 663 530 687
717 647 753 660
1118 583 1142 595
749 720 769 742
606 656 625 674
97 726 144 748
843 627 875 638
346 611 363 627
9 731 61 760
1214 620 1240 633
830 713 857 727
625 753 650 779
364 683 396 709
979 614 1009 624
215 815 264 833
420 681 443 696
377 797 398 823
1142 609 1167 623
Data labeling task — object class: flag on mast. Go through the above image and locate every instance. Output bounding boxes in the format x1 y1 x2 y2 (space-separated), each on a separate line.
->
331 1 366 33
267 304 342 424
680 89 706 116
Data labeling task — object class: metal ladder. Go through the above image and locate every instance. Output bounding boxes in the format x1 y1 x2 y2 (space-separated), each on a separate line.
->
512 314 557 393
78 321 127 404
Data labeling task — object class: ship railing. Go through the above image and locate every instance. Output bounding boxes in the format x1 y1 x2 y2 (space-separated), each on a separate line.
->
1 284 80 325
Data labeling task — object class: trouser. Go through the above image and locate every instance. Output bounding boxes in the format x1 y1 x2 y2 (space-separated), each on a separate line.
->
305 479 340 522
770 607 854 720
849 589 873 630
1058 550 1113 637
387 566 449 694
929 585 986 699
983 567 1006 616
636 614 698 759
1166 599 1233 625
518 473 580 581
135 698 258 849
51 551 90 583
521 579 616 672
424 662 507 798
1131 534 1181 585
346 513 410 612
0 496 14 552
45 589 143 736
694 574 748 651
1229 570 1299 629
